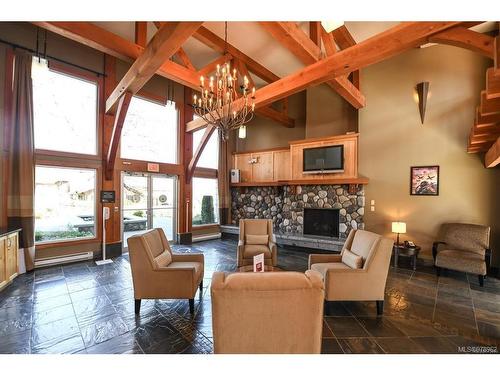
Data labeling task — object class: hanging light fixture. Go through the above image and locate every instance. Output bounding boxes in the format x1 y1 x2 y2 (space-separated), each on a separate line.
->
192 22 255 141
238 125 247 139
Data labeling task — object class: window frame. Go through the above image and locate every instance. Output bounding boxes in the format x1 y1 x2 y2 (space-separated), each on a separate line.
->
32 60 101 160
33 61 104 249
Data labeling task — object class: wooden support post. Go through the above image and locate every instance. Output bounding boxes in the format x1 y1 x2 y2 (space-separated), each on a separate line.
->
106 92 132 180
186 125 216 183
135 22 148 47
309 21 321 46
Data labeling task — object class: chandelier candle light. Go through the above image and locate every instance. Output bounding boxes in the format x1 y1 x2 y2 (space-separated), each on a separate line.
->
192 61 256 141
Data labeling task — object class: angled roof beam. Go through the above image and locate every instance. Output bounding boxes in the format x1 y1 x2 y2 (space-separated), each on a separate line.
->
187 22 460 132
33 22 202 90
428 26 495 59
135 22 148 47
106 22 203 113
329 25 360 89
495 36 500 76
176 47 196 71
197 54 233 77
259 22 365 108
485 137 500 167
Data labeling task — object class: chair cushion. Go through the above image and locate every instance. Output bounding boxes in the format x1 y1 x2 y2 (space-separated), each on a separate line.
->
154 250 172 268
243 244 272 259
246 234 269 245
166 261 203 280
342 249 363 269
350 230 380 260
310 262 351 279
436 249 486 275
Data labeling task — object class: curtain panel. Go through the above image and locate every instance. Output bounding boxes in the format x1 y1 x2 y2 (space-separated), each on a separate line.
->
7 51 35 271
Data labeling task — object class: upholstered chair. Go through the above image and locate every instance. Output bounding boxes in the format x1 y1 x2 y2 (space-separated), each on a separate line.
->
211 270 324 354
237 219 278 267
433 223 491 286
308 229 393 315
127 228 204 314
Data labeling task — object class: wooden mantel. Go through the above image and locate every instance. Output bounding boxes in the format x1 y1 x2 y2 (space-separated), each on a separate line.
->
231 133 368 190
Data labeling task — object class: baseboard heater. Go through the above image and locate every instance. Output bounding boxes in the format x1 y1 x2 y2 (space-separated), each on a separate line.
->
34 251 94 268
192 233 222 243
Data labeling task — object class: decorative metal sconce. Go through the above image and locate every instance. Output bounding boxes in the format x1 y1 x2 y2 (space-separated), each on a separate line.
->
415 82 430 124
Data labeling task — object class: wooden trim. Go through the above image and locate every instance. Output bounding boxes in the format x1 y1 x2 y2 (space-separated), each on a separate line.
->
321 27 337 56
232 146 289 155
485 136 500 167
117 159 184 175
193 167 217 179
135 22 148 47
476 107 500 126
230 176 369 187
106 92 132 180
429 26 495 59
179 87 194 234
192 224 220 230
288 133 359 145
35 237 100 250
106 22 202 114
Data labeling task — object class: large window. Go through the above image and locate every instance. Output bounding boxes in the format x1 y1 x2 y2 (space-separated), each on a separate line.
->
32 58 98 155
192 127 219 169
35 166 96 243
121 96 178 164
192 177 219 225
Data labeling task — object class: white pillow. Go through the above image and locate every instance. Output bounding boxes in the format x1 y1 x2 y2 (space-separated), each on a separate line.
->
342 249 363 269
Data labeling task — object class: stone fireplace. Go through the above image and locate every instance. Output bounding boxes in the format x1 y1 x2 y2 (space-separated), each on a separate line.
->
231 184 365 240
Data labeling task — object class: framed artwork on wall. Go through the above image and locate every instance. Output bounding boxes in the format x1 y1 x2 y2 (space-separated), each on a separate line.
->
410 166 439 196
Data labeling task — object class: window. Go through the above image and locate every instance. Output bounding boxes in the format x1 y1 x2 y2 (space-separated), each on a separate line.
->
192 127 219 169
121 96 178 164
192 177 219 225
32 58 98 155
35 166 96 243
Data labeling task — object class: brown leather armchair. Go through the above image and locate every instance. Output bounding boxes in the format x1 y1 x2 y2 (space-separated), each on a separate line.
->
237 219 277 267
127 228 204 314
433 223 491 286
211 270 324 353
308 229 393 315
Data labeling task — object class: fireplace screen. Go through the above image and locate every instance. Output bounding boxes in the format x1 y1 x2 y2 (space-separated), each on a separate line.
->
303 208 340 237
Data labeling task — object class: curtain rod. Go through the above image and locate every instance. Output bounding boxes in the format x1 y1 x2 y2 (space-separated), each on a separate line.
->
0 38 106 77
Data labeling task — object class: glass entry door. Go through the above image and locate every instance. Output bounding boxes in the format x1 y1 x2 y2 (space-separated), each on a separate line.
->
122 172 177 248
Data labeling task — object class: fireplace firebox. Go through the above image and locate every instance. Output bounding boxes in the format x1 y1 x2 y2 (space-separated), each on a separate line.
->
303 208 340 238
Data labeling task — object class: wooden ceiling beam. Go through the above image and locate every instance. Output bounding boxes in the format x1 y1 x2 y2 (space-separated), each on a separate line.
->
106 92 132 180
428 26 495 59
321 27 337 55
134 22 148 47
331 25 356 50
106 22 203 113
259 22 365 108
494 36 500 76
186 125 216 182
485 136 500 167
480 90 500 116
486 67 500 99
309 22 321 46
476 107 500 126
175 47 196 71
187 22 460 132
197 54 233 77
33 22 202 91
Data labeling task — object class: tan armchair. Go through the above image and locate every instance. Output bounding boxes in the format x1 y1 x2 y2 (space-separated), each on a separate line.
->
211 270 324 353
127 228 204 315
433 223 491 286
308 229 393 315
237 219 277 267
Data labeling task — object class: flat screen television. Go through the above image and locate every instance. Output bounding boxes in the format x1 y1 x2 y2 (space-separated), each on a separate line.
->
303 145 344 173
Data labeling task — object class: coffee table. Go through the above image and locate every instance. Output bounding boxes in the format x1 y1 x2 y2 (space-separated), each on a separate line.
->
237 265 283 272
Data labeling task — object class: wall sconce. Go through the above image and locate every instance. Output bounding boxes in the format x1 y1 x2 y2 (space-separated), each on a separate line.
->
415 81 430 124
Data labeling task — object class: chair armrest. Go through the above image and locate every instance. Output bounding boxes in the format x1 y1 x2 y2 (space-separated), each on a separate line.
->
308 254 342 269
171 252 204 264
238 240 244 247
432 241 446 260
268 241 277 251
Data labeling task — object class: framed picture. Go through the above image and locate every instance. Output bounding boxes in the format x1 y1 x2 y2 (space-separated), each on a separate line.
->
410 166 439 196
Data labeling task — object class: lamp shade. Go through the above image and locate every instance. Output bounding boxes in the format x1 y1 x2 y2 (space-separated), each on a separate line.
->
392 222 407 234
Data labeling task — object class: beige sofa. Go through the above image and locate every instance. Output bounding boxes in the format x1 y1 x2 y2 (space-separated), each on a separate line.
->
127 228 204 314
433 223 491 286
211 270 324 353
308 229 393 315
237 219 278 267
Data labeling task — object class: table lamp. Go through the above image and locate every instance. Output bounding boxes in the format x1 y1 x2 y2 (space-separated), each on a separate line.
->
392 222 406 246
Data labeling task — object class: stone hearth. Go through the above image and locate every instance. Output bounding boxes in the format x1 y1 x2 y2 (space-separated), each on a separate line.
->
231 184 365 239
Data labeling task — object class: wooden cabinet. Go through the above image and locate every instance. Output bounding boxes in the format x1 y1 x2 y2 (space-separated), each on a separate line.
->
0 230 20 291
252 151 274 181
233 149 287 183
273 150 291 181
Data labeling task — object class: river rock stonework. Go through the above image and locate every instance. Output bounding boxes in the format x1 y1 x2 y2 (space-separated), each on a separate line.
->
231 184 364 238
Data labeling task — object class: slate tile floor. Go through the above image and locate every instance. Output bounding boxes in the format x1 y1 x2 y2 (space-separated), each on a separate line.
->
0 237 499 354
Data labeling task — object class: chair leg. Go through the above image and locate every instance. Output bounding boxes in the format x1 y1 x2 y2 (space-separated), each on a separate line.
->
436 267 441 277
135 299 141 314
199 280 203 293
376 300 384 316
478 275 484 287
189 298 194 314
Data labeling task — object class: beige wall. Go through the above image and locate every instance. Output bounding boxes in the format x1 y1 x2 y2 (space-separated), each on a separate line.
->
359 45 500 265
234 91 306 152
306 84 358 138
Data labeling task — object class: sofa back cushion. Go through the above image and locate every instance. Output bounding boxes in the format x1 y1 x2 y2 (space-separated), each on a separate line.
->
246 234 269 245
350 229 380 261
439 223 490 255
342 249 363 269
244 219 270 236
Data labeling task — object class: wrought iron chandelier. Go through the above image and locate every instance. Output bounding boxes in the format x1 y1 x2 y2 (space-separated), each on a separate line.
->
192 22 255 141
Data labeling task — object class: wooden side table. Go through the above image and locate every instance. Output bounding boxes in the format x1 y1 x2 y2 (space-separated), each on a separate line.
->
393 244 421 271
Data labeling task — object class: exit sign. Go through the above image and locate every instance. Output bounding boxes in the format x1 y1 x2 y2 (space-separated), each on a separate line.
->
147 163 160 172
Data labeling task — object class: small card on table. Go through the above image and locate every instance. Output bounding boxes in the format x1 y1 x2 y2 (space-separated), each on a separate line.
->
253 253 264 272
